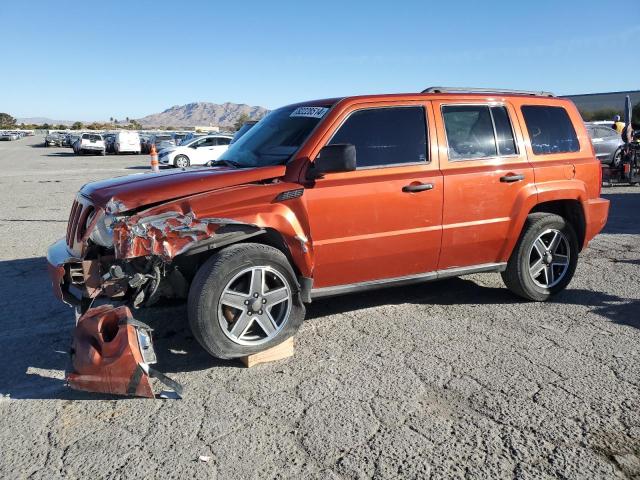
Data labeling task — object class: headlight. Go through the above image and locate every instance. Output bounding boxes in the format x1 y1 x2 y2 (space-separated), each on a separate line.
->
89 213 115 247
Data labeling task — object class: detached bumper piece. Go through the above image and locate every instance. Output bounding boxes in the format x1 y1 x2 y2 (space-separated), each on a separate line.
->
67 305 183 399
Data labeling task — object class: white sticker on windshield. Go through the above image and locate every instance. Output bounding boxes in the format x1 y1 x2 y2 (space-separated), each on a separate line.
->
290 106 329 119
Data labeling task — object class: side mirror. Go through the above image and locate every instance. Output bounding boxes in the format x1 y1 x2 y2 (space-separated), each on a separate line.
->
307 144 356 180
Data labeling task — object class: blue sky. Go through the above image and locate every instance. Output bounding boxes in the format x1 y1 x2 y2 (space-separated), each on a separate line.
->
1 0 638 120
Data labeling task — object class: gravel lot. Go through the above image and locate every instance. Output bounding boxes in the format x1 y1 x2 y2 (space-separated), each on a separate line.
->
1 135 639 479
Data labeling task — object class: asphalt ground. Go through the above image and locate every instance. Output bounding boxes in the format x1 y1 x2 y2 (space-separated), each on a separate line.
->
1 135 639 479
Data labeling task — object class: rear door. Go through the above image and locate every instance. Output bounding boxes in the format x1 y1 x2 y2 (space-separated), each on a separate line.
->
305 102 443 288
434 101 534 270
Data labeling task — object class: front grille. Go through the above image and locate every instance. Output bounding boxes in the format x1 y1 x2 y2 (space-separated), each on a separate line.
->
65 196 94 253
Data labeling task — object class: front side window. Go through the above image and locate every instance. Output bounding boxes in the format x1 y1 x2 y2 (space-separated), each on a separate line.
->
216 137 231 146
521 105 579 155
328 106 427 168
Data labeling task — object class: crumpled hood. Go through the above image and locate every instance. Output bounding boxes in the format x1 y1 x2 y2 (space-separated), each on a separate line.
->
81 165 287 213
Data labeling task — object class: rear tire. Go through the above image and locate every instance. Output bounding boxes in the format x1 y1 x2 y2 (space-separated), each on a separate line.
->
501 213 579 301
188 243 304 359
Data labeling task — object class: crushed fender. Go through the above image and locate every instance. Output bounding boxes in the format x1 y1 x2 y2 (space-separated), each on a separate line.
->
113 211 261 260
67 305 182 399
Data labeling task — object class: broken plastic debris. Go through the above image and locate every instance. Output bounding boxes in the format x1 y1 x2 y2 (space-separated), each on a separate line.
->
198 455 211 463
67 305 182 399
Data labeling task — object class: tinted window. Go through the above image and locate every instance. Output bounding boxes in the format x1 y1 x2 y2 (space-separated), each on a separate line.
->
82 134 102 141
216 137 230 145
442 105 497 159
198 138 215 147
329 107 427 168
521 106 579 155
491 106 517 155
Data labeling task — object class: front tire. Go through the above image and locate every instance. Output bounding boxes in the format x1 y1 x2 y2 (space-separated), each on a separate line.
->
188 243 304 359
501 213 579 301
174 155 190 168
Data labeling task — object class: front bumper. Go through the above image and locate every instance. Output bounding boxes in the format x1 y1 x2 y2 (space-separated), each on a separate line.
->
47 238 82 306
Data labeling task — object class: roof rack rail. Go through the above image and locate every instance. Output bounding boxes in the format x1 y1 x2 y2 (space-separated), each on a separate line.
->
421 87 554 97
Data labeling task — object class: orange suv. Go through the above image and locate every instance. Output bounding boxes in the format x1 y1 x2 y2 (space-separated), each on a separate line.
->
47 87 610 359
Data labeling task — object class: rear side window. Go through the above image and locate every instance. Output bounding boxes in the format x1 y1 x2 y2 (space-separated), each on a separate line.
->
491 106 517 155
442 105 517 160
328 106 427 168
216 137 230 145
521 106 579 155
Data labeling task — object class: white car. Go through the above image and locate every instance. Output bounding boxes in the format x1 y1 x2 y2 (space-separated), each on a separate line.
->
74 133 106 155
115 131 141 154
158 134 232 168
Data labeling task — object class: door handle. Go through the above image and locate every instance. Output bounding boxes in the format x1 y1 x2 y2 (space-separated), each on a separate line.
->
500 174 525 183
402 182 434 193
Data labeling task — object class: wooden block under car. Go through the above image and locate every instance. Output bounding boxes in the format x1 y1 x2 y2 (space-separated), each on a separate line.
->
240 337 294 368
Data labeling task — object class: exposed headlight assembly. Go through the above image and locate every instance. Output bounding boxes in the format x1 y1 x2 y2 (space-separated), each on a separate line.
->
90 213 115 247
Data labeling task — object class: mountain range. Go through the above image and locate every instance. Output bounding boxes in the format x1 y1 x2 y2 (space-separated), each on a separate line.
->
17 102 269 128
136 102 269 127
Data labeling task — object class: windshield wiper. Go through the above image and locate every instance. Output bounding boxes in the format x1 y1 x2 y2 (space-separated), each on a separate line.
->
207 159 242 168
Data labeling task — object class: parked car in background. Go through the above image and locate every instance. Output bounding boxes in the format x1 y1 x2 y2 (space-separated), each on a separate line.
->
179 132 207 144
149 134 174 152
44 132 65 147
140 134 151 153
173 132 189 145
0 131 20 141
231 120 258 144
586 123 623 165
115 131 141 154
103 134 116 154
158 134 232 167
73 133 106 155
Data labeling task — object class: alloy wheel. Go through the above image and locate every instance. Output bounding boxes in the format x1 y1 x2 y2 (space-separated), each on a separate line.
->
217 266 292 346
528 228 570 288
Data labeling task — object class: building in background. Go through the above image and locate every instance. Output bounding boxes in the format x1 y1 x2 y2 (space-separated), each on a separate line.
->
562 90 640 121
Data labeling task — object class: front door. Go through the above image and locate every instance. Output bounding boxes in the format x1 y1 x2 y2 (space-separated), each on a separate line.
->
192 137 217 164
304 103 443 288
434 101 535 270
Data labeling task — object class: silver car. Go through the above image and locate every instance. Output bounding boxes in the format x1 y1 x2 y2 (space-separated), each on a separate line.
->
586 124 623 165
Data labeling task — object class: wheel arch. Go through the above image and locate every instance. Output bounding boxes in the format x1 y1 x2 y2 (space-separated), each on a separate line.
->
529 199 586 250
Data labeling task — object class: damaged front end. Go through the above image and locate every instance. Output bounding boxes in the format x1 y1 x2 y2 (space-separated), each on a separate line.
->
68 305 182 398
47 195 264 312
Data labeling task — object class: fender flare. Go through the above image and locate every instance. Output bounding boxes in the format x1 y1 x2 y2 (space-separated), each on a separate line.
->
497 180 588 261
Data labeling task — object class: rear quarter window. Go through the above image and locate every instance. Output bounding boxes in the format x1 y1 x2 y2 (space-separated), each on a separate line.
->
521 105 579 155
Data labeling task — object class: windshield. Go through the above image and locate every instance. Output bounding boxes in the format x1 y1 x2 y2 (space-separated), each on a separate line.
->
218 105 329 167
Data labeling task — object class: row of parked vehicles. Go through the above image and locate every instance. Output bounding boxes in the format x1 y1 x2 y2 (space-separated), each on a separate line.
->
0 130 33 140
41 123 257 166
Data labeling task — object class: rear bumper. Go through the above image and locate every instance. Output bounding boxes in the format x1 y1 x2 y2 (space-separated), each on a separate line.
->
584 197 610 246
47 238 81 306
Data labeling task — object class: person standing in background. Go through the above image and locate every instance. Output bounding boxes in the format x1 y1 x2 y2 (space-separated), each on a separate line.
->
613 115 626 133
